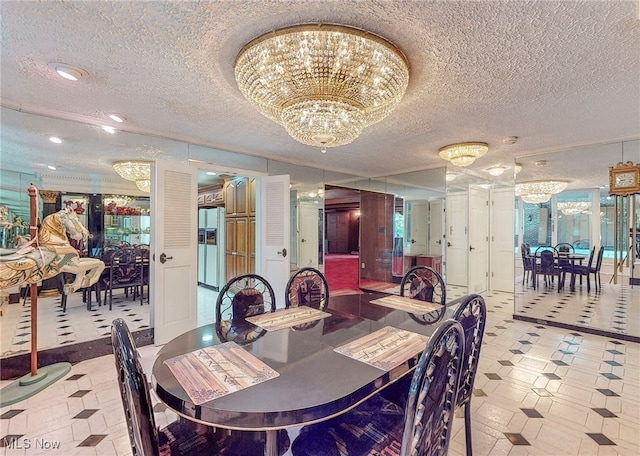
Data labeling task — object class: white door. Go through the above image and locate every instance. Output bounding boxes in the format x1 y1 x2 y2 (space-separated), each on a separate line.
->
151 160 198 345
428 199 445 256
407 200 428 255
468 187 489 294
446 192 468 287
490 188 515 292
299 201 319 268
259 175 290 308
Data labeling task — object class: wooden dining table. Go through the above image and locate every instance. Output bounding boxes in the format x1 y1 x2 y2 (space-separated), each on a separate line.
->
152 291 454 456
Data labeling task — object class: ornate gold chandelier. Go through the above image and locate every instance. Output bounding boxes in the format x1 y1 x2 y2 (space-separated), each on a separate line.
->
234 24 409 152
515 180 569 204
439 142 489 167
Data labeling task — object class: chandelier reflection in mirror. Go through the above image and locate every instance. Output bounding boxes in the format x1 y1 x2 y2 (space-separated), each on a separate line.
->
515 180 569 204
136 179 150 193
234 24 409 152
113 160 152 182
557 201 591 215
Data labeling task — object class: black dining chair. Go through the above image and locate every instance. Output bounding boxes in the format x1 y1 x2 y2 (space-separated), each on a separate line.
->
534 246 559 289
521 244 534 286
571 246 604 292
400 265 446 305
216 273 276 323
111 318 290 456
452 294 487 456
290 318 465 456
285 267 329 310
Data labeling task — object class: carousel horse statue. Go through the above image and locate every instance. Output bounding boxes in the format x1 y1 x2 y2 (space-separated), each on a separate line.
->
0 207 105 295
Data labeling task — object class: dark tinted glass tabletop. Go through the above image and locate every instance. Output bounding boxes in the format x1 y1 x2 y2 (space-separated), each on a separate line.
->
152 291 456 430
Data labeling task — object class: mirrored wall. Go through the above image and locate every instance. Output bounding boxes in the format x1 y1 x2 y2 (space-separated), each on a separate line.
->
514 140 640 340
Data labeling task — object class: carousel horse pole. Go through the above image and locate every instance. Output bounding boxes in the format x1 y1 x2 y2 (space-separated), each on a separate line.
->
29 184 38 376
0 184 72 408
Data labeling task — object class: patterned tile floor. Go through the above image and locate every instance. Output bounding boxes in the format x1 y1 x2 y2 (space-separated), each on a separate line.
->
515 265 640 341
1 290 638 455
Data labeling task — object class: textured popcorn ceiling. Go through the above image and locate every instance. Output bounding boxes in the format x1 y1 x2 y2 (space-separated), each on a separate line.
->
0 0 639 194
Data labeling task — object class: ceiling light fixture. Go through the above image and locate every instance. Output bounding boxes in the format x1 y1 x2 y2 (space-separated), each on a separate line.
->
49 63 87 81
113 160 152 181
49 136 62 144
445 172 458 182
135 179 150 193
102 126 116 134
515 180 569 204
439 142 489 167
234 23 410 153
487 165 507 177
47 165 57 170
108 114 126 123
514 163 523 174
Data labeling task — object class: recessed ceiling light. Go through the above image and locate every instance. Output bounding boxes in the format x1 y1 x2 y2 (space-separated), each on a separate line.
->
49 136 62 144
205 171 217 176
108 114 126 123
102 125 116 134
514 163 523 174
48 63 87 81
502 136 518 145
47 165 57 170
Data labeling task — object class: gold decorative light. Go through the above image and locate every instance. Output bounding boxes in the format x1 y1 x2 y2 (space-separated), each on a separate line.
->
136 179 150 193
515 180 569 204
439 142 489 167
234 24 409 152
113 160 152 181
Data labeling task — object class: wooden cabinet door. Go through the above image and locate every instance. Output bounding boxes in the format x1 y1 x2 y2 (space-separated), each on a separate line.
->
225 217 249 281
249 178 256 216
326 212 349 253
235 178 248 216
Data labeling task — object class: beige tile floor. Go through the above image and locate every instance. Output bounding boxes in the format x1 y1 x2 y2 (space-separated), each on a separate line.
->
1 289 638 455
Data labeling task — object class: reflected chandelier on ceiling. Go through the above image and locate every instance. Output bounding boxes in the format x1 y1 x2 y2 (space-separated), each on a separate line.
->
135 179 150 193
113 160 152 182
439 142 489 167
234 23 410 152
515 180 569 204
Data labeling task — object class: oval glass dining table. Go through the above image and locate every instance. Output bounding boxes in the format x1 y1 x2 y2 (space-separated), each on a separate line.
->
152 291 456 456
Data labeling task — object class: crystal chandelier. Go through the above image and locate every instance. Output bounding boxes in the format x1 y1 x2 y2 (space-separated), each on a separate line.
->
515 180 569 204
136 179 150 193
234 24 409 152
439 142 489 167
557 201 590 215
113 160 152 181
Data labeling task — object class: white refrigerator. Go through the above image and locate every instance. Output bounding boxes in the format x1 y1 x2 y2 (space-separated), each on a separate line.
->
198 207 225 290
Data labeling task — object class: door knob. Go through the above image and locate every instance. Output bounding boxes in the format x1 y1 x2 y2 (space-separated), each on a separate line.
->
437 240 442 245
447 242 452 247
277 248 288 258
301 238 306 243
469 245 475 251
411 239 416 244
159 253 173 263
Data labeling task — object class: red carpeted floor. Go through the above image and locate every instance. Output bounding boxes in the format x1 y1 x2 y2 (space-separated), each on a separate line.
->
324 254 360 292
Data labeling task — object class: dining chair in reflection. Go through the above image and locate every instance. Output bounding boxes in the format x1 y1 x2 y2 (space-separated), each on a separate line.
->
571 246 604 292
290 319 465 456
452 294 487 456
521 244 534 286
400 265 446 305
534 246 559 289
285 267 329 310
112 318 292 455
216 273 276 323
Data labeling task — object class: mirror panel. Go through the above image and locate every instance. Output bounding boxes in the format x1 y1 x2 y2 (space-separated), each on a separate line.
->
514 140 640 339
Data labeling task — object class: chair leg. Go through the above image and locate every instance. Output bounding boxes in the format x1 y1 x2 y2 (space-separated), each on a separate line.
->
586 275 591 292
464 401 473 456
